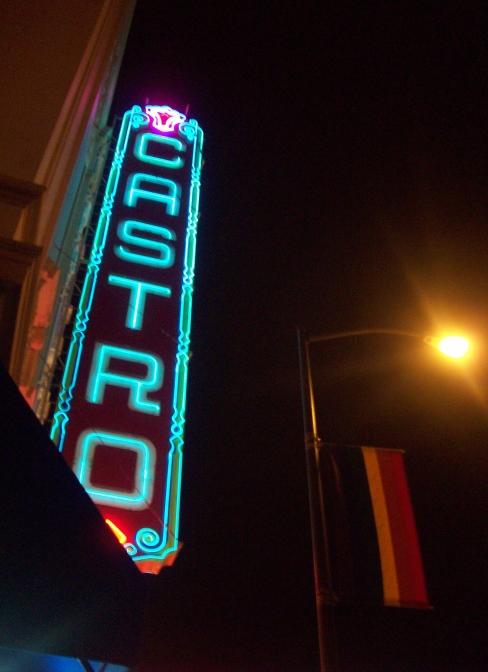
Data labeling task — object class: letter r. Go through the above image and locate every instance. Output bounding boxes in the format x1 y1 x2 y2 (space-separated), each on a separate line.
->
86 343 163 415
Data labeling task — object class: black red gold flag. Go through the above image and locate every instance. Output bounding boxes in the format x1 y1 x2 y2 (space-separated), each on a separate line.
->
320 444 429 609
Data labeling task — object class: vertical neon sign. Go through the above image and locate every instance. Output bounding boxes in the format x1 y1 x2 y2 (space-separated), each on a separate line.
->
51 105 204 574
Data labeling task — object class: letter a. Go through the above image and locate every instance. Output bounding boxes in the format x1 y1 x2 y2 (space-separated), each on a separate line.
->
124 173 181 216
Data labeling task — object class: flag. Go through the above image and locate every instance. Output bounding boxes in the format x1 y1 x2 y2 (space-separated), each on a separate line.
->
320 444 430 609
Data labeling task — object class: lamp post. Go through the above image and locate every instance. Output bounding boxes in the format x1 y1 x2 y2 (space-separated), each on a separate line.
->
297 328 469 672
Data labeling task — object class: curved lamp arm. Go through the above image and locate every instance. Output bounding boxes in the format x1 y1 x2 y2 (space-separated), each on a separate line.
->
307 329 469 359
307 328 425 344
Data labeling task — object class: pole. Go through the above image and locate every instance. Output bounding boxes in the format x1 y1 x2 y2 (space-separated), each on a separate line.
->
77 661 95 672
297 329 339 672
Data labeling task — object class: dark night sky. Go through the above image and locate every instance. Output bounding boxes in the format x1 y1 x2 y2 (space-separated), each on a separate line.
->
110 3 488 671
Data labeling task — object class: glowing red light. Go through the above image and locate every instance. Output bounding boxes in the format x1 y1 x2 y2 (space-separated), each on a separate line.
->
105 518 127 544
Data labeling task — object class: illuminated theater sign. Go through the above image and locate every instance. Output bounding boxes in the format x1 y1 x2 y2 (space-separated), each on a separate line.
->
51 105 204 574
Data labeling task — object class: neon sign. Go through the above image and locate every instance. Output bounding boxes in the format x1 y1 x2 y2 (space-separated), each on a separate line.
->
51 105 204 574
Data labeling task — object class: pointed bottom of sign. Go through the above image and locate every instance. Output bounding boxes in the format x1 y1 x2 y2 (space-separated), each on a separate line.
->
135 544 183 574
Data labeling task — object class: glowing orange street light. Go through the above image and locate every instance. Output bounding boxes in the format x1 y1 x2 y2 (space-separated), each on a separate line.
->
426 335 470 359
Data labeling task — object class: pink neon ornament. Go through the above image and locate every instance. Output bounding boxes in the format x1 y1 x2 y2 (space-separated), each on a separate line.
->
145 105 186 132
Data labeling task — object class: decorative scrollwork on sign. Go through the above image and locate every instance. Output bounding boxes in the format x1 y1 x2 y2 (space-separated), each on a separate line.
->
136 527 166 553
124 543 137 556
179 120 198 142
131 106 149 129
50 109 135 451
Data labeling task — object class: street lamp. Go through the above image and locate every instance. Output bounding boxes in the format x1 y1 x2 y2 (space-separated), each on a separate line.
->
431 335 469 359
297 328 469 672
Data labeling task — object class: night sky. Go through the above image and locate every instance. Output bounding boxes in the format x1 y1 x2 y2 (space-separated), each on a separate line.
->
111 3 488 671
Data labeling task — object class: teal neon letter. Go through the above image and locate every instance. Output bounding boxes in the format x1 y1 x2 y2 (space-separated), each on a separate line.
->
134 133 186 169
108 275 171 330
73 429 156 510
86 343 163 415
115 220 176 268
124 173 181 215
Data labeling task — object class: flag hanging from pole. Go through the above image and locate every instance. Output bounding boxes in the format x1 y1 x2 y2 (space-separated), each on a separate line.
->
320 445 430 609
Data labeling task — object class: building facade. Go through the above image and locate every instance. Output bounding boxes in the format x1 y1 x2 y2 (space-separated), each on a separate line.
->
0 0 136 415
